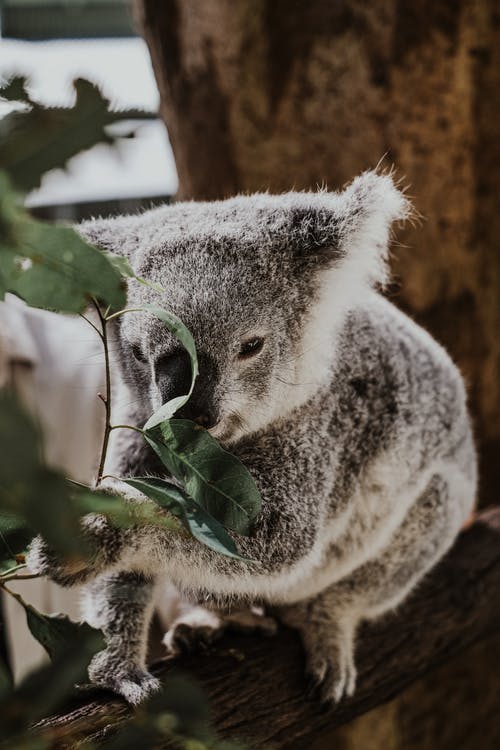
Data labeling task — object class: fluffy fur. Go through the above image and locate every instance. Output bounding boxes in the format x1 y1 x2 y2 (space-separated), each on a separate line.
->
27 171 477 705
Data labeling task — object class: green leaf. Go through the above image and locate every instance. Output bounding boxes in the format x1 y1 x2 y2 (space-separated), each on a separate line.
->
23 606 104 663
0 629 103 738
106 673 219 750
140 305 199 428
105 252 164 294
0 210 126 313
124 478 252 561
70 484 182 535
0 76 33 105
0 392 87 555
0 76 153 192
144 420 261 535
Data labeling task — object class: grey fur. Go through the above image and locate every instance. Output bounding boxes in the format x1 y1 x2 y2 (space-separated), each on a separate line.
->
27 171 476 705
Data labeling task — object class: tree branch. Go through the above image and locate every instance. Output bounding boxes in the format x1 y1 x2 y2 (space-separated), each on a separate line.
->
35 508 500 749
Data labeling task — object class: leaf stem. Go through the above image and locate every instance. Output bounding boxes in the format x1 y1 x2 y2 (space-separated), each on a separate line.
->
91 298 112 487
0 572 40 584
104 307 145 323
0 563 27 578
79 312 103 340
0 583 31 604
110 424 144 434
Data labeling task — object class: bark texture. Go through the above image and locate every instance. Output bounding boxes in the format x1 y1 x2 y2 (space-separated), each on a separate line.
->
35 509 500 749
135 0 500 506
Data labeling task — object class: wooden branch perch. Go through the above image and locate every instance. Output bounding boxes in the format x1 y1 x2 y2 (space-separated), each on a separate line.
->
37 508 500 749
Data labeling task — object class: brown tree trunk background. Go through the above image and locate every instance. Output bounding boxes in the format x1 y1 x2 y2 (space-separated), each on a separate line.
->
135 0 500 509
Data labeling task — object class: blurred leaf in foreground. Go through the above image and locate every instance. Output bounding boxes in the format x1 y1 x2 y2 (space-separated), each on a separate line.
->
7 590 105 663
107 672 243 750
0 629 103 740
0 76 154 193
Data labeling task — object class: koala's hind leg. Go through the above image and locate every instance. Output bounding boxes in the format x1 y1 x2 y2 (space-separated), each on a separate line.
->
83 571 160 705
278 473 463 704
163 602 278 655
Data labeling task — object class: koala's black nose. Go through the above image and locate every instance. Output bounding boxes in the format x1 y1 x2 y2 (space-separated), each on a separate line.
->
155 349 192 403
154 348 219 429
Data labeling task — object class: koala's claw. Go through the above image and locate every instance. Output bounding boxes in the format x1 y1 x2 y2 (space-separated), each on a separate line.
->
305 649 357 705
112 672 161 706
88 650 161 705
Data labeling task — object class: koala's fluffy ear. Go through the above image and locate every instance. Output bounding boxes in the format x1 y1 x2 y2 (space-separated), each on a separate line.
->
290 170 411 288
77 214 142 260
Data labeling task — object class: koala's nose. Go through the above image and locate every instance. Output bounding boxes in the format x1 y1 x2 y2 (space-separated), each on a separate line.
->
154 348 219 429
155 349 192 403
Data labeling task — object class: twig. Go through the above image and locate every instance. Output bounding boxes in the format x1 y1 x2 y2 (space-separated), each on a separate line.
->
91 298 112 487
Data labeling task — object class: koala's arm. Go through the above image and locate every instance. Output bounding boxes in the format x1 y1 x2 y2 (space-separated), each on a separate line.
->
28 420 335 593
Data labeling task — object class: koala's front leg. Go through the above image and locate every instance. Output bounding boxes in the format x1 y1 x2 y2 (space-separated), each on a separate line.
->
278 473 461 704
26 478 145 586
83 571 160 704
26 514 124 587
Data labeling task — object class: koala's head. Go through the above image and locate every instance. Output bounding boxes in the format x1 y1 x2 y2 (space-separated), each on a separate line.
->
80 171 409 444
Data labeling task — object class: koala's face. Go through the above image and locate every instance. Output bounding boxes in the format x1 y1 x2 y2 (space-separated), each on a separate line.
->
82 173 408 443
118 211 313 444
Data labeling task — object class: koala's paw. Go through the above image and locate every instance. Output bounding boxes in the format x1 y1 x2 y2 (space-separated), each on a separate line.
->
304 636 357 705
88 649 161 706
163 605 278 656
26 535 93 587
26 514 120 587
163 606 224 655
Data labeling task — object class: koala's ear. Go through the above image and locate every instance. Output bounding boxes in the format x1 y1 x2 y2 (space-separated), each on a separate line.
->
77 214 142 260
290 170 411 287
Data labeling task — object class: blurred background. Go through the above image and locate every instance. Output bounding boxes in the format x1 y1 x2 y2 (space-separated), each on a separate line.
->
0 0 178 218
0 1 499 748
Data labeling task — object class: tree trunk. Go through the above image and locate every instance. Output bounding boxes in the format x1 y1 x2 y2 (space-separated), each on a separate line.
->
135 0 500 507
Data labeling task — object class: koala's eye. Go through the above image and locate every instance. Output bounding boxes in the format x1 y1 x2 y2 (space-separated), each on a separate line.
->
131 344 147 364
238 337 264 360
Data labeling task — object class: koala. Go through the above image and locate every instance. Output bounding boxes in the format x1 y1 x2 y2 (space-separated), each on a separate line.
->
27 170 477 706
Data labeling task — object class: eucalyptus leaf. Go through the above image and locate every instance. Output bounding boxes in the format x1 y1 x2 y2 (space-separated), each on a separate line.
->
105 251 164 293
140 304 199 428
22 606 105 662
0 629 103 738
0 76 32 105
0 392 87 555
144 420 261 535
124 477 252 561
106 673 219 750
0 76 154 192
0 213 126 313
71 484 182 535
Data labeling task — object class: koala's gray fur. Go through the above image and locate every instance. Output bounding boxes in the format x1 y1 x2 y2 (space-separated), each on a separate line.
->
27 171 477 705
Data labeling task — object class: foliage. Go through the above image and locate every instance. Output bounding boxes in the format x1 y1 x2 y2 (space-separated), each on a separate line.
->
0 76 154 193
0 73 259 747
144 420 261 535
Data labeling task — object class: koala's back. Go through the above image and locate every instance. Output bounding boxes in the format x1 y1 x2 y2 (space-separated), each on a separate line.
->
329 292 476 502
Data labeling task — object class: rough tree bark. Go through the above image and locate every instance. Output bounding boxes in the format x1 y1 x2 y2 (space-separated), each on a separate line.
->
134 0 500 509
35 509 500 749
